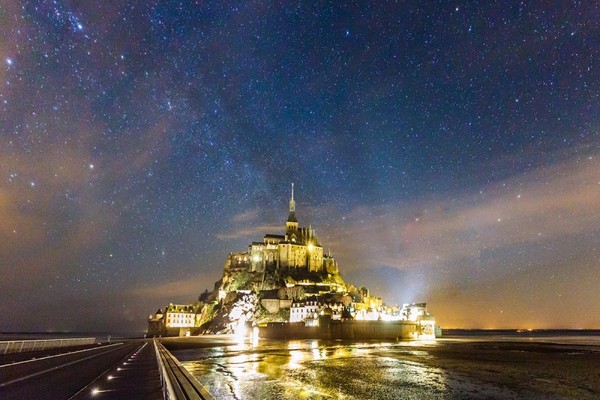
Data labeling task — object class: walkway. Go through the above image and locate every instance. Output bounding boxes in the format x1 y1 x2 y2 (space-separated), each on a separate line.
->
0 340 163 400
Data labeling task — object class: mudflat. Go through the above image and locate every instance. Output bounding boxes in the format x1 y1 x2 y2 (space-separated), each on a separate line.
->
415 339 600 399
168 335 600 399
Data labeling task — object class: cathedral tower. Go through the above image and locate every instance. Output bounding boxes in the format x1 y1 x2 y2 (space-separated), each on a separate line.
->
285 183 299 235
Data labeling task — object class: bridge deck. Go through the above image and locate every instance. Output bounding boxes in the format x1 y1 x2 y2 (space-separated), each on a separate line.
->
70 341 164 400
0 340 164 400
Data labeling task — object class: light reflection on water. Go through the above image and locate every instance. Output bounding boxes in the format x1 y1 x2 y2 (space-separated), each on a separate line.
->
179 339 451 399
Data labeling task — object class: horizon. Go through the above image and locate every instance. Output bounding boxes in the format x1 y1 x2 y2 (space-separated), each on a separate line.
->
2 2 599 332
4 327 600 336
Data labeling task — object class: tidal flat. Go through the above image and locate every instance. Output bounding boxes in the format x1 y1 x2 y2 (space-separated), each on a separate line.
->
165 335 600 399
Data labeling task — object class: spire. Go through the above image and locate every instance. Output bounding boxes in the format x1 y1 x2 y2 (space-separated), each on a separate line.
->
289 183 295 212
287 183 298 223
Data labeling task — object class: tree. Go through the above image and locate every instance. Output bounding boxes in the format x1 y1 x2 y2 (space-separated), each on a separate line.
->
198 289 210 302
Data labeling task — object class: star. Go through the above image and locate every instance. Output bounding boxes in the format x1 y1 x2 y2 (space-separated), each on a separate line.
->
0 0 597 333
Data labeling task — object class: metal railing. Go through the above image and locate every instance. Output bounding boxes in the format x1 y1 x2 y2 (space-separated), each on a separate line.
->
0 337 97 354
153 339 214 400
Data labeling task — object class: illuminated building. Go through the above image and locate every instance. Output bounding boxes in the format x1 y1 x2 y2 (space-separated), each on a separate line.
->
147 309 163 336
290 300 320 323
401 303 430 321
290 299 345 323
164 304 196 328
147 303 198 337
224 184 339 275
146 185 439 339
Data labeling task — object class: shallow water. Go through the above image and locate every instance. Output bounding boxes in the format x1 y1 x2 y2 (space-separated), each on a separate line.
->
174 337 580 399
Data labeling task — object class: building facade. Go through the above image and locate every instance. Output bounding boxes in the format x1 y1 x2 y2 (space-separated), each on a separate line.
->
224 184 338 275
290 299 345 323
147 303 198 337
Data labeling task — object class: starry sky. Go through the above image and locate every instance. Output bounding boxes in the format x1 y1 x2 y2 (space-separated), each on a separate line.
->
1 1 599 332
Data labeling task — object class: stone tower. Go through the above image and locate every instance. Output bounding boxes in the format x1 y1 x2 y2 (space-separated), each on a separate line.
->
285 183 299 236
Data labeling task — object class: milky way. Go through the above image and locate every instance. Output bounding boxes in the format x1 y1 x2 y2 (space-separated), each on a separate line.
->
1 1 599 331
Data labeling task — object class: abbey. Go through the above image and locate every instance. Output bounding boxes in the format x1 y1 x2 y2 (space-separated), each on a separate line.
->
148 184 439 338
224 184 339 275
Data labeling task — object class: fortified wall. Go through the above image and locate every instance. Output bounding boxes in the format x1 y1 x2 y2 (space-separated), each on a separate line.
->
258 316 435 340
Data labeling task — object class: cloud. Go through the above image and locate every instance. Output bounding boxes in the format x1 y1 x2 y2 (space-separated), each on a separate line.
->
313 152 600 327
0 139 119 290
216 224 282 241
324 153 600 273
231 208 259 223
132 272 219 301
0 52 176 330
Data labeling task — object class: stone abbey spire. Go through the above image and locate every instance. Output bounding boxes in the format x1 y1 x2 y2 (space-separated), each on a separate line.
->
220 182 337 276
287 183 297 223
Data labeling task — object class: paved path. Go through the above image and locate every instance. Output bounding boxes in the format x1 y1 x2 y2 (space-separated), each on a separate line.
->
0 340 163 400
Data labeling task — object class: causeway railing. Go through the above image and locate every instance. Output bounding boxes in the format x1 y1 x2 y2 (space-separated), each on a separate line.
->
0 337 97 354
153 339 214 400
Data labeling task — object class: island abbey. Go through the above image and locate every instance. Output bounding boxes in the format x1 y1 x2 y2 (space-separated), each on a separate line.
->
225 183 338 275
148 185 438 340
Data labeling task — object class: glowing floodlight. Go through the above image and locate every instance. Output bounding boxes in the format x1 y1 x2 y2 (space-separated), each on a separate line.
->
234 315 248 340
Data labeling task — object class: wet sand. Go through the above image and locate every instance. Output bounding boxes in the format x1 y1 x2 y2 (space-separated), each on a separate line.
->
416 339 600 399
166 336 600 399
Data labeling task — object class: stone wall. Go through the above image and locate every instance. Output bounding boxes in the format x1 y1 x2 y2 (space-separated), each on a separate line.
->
260 298 293 313
261 299 281 313
258 318 423 340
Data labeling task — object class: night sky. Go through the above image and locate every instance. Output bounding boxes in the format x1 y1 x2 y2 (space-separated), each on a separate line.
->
1 1 599 332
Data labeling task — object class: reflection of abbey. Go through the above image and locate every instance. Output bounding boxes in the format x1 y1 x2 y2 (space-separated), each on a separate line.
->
225 183 338 275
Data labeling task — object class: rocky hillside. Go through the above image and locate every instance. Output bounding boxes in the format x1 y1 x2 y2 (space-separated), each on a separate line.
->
194 267 349 334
